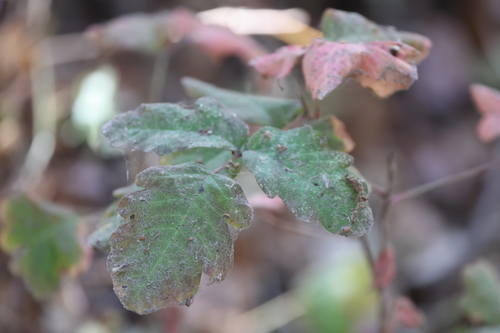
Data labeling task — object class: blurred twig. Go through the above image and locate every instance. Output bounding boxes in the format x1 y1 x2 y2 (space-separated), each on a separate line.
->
390 159 500 204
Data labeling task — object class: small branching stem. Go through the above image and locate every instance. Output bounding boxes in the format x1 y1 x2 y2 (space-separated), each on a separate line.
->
212 151 242 174
390 160 500 204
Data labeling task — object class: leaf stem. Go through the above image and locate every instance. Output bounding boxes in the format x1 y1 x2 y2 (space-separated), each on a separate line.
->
212 151 242 174
390 160 500 204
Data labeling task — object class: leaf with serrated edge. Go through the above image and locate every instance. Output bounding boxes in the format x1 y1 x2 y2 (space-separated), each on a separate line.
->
0 195 82 299
242 126 373 236
320 8 431 64
108 163 253 314
181 77 303 128
102 97 249 155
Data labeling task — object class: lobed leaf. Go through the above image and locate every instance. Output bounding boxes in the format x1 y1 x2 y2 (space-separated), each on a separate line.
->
308 116 355 152
460 259 500 325
102 97 249 155
470 84 500 143
242 126 373 236
108 163 253 314
320 8 431 64
302 39 419 100
181 77 303 128
0 195 83 299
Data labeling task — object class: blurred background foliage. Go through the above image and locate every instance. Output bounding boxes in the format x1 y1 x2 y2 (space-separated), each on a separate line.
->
1 0 500 332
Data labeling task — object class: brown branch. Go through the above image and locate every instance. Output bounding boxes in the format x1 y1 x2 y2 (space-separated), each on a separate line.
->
390 160 500 204
212 151 242 174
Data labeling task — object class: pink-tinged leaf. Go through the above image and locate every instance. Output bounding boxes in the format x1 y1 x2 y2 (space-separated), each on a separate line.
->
302 39 419 100
395 297 424 328
470 84 500 143
320 8 431 64
249 45 306 78
331 116 355 153
373 244 396 289
186 25 266 62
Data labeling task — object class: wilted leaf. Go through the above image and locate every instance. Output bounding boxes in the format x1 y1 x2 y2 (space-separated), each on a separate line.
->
308 116 355 152
0 195 83 299
108 163 253 314
302 39 419 100
373 244 396 289
460 259 500 325
249 45 306 79
320 8 431 64
470 84 500 143
242 126 373 236
181 77 303 128
102 97 249 155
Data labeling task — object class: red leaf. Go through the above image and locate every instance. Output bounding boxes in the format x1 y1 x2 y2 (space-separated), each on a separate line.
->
373 244 396 289
470 84 500 143
249 45 306 78
302 39 419 100
395 297 424 328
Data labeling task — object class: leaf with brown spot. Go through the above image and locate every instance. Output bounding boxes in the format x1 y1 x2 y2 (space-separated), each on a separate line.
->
470 84 500 143
320 8 431 64
107 163 252 314
302 39 419 100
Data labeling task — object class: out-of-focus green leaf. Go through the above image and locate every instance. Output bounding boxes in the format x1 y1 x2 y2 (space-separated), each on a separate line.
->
108 163 253 314
308 116 355 152
160 147 242 178
460 259 500 325
102 97 249 156
319 8 431 64
242 126 373 236
181 77 303 128
0 195 82 299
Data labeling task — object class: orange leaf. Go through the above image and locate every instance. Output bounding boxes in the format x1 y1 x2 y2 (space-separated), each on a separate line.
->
470 84 500 143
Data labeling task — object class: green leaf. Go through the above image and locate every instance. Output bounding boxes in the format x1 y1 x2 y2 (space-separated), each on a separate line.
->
0 195 82 299
319 8 431 64
308 116 355 152
88 184 144 251
102 97 249 155
242 126 373 236
181 77 303 128
108 163 253 314
160 148 242 178
460 259 500 325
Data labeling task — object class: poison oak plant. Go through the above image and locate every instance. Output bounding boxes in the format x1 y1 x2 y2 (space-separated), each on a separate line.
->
85 8 432 315
0 7 435 320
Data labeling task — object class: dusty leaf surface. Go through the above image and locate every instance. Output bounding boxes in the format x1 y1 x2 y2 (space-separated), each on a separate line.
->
102 97 249 155
181 77 302 128
242 126 373 236
108 163 253 314
308 116 355 152
302 39 419 100
320 8 431 64
470 83 500 143
460 259 500 325
0 195 82 299
249 44 306 79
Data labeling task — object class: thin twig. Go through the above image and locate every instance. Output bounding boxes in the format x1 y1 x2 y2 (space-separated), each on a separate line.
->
212 151 242 174
360 235 376 278
390 160 500 204
148 49 170 103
